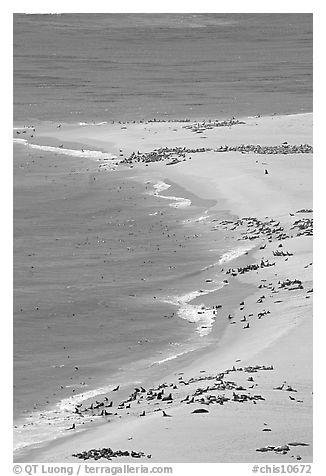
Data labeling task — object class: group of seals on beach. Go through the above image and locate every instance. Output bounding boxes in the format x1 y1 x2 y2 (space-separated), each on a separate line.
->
215 143 313 154
183 117 245 133
120 142 313 168
69 366 310 461
72 447 151 461
69 362 311 461
121 146 208 165
256 442 309 460
212 210 313 342
214 216 289 242
291 218 313 236
272 249 293 257
215 214 312 243
225 258 276 277
68 364 277 424
112 118 191 124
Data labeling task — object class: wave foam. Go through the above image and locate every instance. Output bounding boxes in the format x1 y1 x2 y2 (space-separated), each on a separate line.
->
182 214 209 224
151 181 192 209
153 180 171 193
13 138 117 162
218 245 255 264
162 286 224 337
14 380 132 453
170 198 192 208
152 350 191 365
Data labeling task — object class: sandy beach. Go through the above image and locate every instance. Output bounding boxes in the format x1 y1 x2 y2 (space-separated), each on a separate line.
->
13 112 313 463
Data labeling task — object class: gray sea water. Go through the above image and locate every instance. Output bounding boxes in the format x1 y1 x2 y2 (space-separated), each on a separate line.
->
14 13 312 124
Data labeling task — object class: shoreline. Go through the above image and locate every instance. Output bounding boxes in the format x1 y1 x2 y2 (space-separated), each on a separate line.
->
13 110 312 131
13 112 313 462
13 144 252 457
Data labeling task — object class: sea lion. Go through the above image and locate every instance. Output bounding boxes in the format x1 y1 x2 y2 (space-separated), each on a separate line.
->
162 393 173 401
286 385 297 392
288 442 309 447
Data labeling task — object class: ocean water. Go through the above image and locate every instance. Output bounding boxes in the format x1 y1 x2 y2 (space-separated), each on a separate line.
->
13 13 312 456
14 13 312 124
13 140 237 453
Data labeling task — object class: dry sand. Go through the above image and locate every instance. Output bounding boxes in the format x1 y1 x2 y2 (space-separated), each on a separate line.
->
15 113 313 463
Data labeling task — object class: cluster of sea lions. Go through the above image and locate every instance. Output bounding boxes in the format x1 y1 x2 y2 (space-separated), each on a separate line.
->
225 259 275 277
273 383 297 392
243 365 274 372
296 208 313 213
257 310 270 319
72 397 116 419
69 363 277 428
257 278 304 294
273 249 293 257
256 442 309 459
278 279 304 291
183 117 245 133
214 217 289 243
111 118 191 124
121 146 209 165
63 357 309 461
291 218 313 236
72 447 151 461
215 212 313 243
232 392 265 403
181 375 267 406
215 143 313 154
147 118 191 123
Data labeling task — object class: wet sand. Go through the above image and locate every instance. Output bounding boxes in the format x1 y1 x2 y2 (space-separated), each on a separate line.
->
14 113 312 462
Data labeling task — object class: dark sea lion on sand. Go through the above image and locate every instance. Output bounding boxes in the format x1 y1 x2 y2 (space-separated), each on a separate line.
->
66 423 76 430
162 393 173 401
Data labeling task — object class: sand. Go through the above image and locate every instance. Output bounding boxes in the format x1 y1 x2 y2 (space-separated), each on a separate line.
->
14 113 313 463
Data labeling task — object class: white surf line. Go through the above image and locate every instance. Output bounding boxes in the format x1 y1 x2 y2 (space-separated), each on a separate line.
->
13 138 118 162
151 345 202 366
152 350 191 365
13 379 135 452
162 285 225 337
218 244 256 264
200 244 256 273
159 245 257 336
182 209 210 224
150 180 192 208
